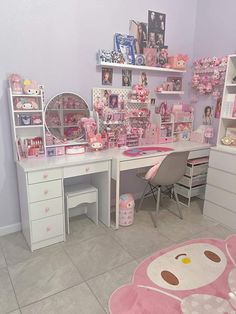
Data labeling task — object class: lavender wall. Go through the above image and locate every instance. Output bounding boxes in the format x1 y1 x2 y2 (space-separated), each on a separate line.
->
192 0 236 142
0 0 198 229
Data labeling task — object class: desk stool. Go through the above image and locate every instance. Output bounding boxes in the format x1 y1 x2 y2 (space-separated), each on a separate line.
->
65 184 98 234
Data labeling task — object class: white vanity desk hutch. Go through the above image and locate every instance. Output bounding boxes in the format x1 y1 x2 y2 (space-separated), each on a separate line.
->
17 153 111 251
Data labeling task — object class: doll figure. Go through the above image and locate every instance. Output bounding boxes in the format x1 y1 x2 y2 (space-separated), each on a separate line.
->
9 74 23 94
141 72 148 86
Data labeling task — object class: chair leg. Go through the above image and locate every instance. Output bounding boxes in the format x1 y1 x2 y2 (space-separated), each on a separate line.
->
137 182 149 212
173 188 183 219
150 186 161 228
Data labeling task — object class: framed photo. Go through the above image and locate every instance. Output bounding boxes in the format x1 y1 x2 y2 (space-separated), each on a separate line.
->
114 33 135 64
109 94 118 109
148 10 166 47
167 77 182 91
102 68 113 86
129 20 147 54
122 69 132 87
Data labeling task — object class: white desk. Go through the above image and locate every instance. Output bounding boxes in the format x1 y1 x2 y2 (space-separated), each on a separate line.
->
110 141 211 229
16 141 210 250
17 153 111 251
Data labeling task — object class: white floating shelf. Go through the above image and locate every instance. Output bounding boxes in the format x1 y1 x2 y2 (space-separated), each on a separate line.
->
222 116 236 120
46 142 87 148
156 91 184 95
14 110 42 113
15 125 43 129
226 84 236 87
12 94 42 98
97 62 186 73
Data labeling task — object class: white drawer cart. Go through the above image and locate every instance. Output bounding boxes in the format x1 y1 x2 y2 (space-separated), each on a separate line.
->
175 156 209 207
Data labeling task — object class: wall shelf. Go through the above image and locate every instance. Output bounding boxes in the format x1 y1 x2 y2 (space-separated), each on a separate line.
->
97 61 186 73
156 91 184 95
15 125 43 129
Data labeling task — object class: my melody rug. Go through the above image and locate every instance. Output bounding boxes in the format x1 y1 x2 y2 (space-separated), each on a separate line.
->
109 235 236 314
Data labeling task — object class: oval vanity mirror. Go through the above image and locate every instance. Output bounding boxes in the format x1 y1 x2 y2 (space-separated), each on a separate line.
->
45 92 90 143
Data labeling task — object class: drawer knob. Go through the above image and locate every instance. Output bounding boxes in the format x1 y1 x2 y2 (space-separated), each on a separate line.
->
43 173 48 179
44 189 49 195
46 226 52 232
45 207 50 213
85 167 90 172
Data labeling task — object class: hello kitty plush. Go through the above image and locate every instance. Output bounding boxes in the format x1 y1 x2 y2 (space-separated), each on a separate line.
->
23 79 40 95
110 235 236 314
119 193 135 226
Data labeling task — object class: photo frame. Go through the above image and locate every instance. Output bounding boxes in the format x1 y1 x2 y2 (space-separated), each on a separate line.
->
122 69 132 87
148 10 166 47
167 77 182 91
109 94 119 109
129 20 147 54
102 68 113 86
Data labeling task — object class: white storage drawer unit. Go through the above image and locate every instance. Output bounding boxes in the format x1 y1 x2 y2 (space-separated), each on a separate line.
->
203 148 236 230
28 180 62 202
28 168 62 184
30 197 63 221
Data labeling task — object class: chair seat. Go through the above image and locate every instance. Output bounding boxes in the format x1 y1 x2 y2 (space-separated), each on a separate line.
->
65 184 97 198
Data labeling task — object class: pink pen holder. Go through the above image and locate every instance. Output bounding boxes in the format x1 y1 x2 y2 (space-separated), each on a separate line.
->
119 194 135 227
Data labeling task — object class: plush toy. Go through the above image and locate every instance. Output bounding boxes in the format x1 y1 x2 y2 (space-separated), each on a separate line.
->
15 98 39 110
176 54 189 69
134 84 149 103
23 79 40 95
109 235 236 314
9 74 23 94
89 134 103 150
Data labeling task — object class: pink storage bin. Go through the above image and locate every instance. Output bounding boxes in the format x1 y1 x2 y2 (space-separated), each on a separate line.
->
119 194 135 227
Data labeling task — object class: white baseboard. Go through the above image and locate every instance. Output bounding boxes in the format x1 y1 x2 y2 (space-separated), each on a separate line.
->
0 223 21 237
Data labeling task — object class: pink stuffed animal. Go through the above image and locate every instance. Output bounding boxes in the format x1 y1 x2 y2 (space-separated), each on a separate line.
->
89 134 103 150
134 84 149 103
9 74 23 94
23 79 40 95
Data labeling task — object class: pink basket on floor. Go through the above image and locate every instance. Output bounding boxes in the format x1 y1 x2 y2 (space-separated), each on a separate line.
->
119 194 135 226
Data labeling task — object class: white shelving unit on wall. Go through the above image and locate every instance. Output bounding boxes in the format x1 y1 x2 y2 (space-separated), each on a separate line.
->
217 54 236 148
8 87 45 161
203 54 236 230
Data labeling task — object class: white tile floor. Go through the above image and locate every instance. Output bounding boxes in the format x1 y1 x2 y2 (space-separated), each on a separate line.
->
0 197 235 314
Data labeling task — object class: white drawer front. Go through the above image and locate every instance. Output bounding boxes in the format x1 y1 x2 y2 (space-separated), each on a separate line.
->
207 167 236 193
28 168 62 184
120 156 162 171
204 200 236 230
178 174 207 188
205 185 236 213
175 184 206 198
188 149 210 159
209 150 236 174
28 180 62 203
64 161 108 178
31 214 64 243
185 163 208 177
67 191 97 209
30 197 63 220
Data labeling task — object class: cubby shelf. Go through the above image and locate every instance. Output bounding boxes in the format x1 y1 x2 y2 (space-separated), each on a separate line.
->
15 125 43 129
156 91 184 95
97 61 186 73
12 94 42 98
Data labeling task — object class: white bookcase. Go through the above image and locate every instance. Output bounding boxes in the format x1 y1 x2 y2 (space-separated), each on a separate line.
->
8 87 45 161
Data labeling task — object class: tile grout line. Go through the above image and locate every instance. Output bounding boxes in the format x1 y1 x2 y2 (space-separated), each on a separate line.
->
6 265 21 313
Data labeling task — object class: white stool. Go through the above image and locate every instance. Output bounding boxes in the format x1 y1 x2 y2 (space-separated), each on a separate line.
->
65 184 98 234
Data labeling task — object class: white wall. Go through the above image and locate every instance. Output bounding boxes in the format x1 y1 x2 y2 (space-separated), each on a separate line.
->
0 0 197 229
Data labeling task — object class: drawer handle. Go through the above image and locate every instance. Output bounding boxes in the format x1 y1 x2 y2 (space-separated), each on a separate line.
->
44 189 49 195
85 167 90 172
43 173 48 179
45 207 50 213
46 226 52 232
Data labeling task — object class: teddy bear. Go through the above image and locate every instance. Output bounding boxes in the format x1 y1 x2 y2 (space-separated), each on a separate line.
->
109 235 236 313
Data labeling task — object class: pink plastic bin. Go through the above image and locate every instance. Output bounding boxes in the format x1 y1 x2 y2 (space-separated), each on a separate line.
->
119 194 135 226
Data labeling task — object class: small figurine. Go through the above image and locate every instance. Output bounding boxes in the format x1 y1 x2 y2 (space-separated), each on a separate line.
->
9 74 23 94
23 79 40 95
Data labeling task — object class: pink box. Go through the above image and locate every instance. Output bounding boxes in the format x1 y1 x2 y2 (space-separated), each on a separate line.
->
56 146 65 155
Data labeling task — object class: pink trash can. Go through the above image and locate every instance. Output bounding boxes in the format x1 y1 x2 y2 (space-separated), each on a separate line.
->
119 194 135 226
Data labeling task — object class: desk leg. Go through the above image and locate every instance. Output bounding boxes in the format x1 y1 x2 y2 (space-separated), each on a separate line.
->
115 170 120 230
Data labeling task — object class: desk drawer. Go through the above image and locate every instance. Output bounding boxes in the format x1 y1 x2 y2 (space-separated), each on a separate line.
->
188 149 210 159
207 167 236 193
28 169 62 184
120 156 163 171
30 197 63 220
31 214 64 243
209 149 236 174
185 163 208 177
64 161 108 178
28 180 62 203
205 185 236 213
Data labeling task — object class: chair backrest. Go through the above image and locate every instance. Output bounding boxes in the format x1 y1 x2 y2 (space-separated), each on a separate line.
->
150 151 189 186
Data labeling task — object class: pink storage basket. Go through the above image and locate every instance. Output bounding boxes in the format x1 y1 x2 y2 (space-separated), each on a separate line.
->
119 194 135 226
